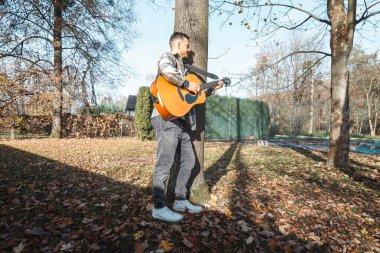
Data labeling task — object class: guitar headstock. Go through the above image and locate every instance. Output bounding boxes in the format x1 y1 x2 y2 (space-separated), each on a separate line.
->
222 77 231 86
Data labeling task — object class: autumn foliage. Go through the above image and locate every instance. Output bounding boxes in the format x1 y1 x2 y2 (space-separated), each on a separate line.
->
0 139 378 252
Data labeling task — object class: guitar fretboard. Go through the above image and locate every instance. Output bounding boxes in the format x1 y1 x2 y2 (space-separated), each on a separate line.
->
201 80 219 91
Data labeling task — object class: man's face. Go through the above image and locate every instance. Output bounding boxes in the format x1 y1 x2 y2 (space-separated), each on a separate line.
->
179 37 190 59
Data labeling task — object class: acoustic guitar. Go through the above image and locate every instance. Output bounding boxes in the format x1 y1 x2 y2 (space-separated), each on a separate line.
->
150 74 231 120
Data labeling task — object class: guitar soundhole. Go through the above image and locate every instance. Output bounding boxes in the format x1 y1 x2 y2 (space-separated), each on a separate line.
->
184 94 198 104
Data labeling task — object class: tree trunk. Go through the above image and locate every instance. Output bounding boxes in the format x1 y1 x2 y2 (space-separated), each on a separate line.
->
308 78 314 134
81 67 91 114
328 55 350 167
375 111 379 135
173 0 210 204
10 121 15 140
327 0 355 168
50 0 63 138
374 96 379 135
366 92 375 136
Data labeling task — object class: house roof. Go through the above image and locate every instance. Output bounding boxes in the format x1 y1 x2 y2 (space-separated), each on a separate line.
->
125 95 137 111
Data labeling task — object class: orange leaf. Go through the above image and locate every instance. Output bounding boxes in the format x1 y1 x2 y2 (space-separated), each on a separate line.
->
133 231 144 240
159 240 173 252
224 208 233 218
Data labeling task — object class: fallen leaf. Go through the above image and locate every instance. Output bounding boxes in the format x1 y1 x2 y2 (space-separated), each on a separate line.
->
170 224 182 232
89 243 101 251
13 242 24 253
183 238 193 248
102 228 112 236
279 225 289 236
246 235 254 244
140 221 150 227
224 207 233 218
11 198 20 205
134 231 144 240
267 240 278 250
260 229 275 237
159 240 173 252
82 217 93 224
25 227 47 239
200 231 210 238
60 243 72 251
146 204 153 211
134 242 148 253
8 186 18 193
242 226 251 232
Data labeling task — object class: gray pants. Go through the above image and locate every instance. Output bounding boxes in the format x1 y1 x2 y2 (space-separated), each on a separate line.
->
151 116 195 208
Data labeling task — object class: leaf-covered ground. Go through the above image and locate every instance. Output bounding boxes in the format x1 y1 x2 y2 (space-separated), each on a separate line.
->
0 138 379 252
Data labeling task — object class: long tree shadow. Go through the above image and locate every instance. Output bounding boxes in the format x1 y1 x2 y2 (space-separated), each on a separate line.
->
226 144 329 252
2 141 377 252
204 142 238 189
252 145 379 238
0 144 149 252
1 142 308 253
289 146 380 192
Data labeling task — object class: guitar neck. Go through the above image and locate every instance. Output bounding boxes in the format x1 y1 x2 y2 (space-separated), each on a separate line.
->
201 80 219 91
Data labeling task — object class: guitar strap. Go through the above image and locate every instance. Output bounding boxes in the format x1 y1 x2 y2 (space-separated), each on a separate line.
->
184 64 219 80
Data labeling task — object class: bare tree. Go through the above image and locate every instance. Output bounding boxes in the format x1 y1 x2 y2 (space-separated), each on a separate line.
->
349 48 380 136
247 38 326 135
0 0 136 137
211 0 380 168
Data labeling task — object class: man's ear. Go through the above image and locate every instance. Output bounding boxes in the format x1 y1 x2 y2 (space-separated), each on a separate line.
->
177 41 181 49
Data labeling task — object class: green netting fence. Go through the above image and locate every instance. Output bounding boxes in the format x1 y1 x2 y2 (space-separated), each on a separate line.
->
205 95 270 140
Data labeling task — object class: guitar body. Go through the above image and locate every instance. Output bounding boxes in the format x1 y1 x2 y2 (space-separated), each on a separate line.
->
150 74 207 120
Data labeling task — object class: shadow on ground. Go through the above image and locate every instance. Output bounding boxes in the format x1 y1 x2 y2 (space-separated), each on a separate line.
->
1 142 373 252
289 146 380 192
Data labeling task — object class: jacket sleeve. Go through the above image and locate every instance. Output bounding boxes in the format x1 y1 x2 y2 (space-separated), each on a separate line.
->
158 53 186 87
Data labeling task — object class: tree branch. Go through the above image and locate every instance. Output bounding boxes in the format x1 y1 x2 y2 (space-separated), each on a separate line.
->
221 1 331 25
229 50 330 88
209 47 230 59
270 15 312 30
356 1 380 24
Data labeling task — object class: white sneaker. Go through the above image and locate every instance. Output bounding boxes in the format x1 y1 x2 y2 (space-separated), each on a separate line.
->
152 206 183 222
173 200 203 214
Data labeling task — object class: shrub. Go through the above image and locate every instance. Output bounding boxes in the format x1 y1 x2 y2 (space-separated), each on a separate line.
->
134 87 154 140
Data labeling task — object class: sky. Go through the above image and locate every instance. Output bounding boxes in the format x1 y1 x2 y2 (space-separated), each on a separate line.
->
111 0 380 102
117 1 260 100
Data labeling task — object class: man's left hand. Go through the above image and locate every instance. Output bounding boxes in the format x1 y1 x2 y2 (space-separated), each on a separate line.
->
214 80 224 91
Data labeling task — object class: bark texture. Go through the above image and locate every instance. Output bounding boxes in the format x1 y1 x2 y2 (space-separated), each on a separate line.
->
326 0 356 168
168 0 210 204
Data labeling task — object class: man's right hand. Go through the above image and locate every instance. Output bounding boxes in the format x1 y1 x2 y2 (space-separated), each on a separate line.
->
187 82 200 94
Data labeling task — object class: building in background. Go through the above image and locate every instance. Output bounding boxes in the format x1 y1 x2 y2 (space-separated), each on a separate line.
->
125 95 137 116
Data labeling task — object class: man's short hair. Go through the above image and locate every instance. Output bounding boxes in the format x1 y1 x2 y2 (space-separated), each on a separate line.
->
169 32 189 50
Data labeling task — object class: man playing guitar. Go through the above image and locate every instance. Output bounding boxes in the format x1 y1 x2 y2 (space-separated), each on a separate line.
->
151 32 224 222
